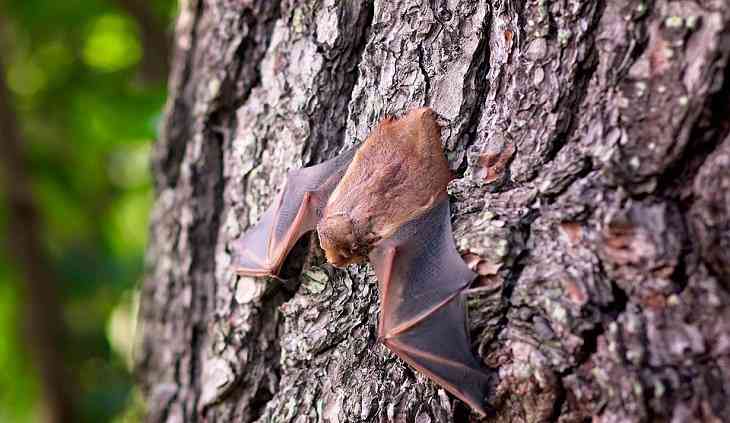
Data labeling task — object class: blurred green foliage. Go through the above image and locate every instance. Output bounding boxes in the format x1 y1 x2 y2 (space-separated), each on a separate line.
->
0 0 176 421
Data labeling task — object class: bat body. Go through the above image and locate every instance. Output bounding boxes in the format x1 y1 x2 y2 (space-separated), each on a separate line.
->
232 108 494 415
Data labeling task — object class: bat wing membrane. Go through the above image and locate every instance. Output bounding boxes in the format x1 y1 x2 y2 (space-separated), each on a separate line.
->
232 148 356 276
369 197 494 415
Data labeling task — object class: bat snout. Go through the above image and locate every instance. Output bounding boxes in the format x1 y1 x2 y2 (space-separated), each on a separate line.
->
316 213 367 267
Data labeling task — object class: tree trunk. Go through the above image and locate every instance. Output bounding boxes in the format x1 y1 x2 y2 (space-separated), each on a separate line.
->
0 55 76 423
138 1 730 422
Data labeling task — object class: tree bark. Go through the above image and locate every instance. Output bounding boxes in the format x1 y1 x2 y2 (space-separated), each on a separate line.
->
138 1 730 422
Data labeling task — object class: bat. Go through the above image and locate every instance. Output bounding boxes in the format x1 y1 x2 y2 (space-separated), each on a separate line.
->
231 108 495 415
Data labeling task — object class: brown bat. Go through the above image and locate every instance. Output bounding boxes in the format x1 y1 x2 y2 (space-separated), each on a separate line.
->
231 108 494 415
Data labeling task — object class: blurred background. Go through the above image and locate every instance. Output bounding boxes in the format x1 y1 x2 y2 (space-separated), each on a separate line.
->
0 0 176 421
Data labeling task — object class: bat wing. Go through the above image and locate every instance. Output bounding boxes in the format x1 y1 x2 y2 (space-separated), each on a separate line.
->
231 148 356 277
369 196 494 415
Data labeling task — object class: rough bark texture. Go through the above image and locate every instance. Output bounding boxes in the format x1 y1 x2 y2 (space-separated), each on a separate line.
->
138 0 730 422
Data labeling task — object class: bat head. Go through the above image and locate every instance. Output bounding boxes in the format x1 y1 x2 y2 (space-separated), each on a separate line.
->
316 212 367 267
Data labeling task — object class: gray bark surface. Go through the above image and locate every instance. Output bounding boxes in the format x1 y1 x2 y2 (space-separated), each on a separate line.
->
138 1 730 422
